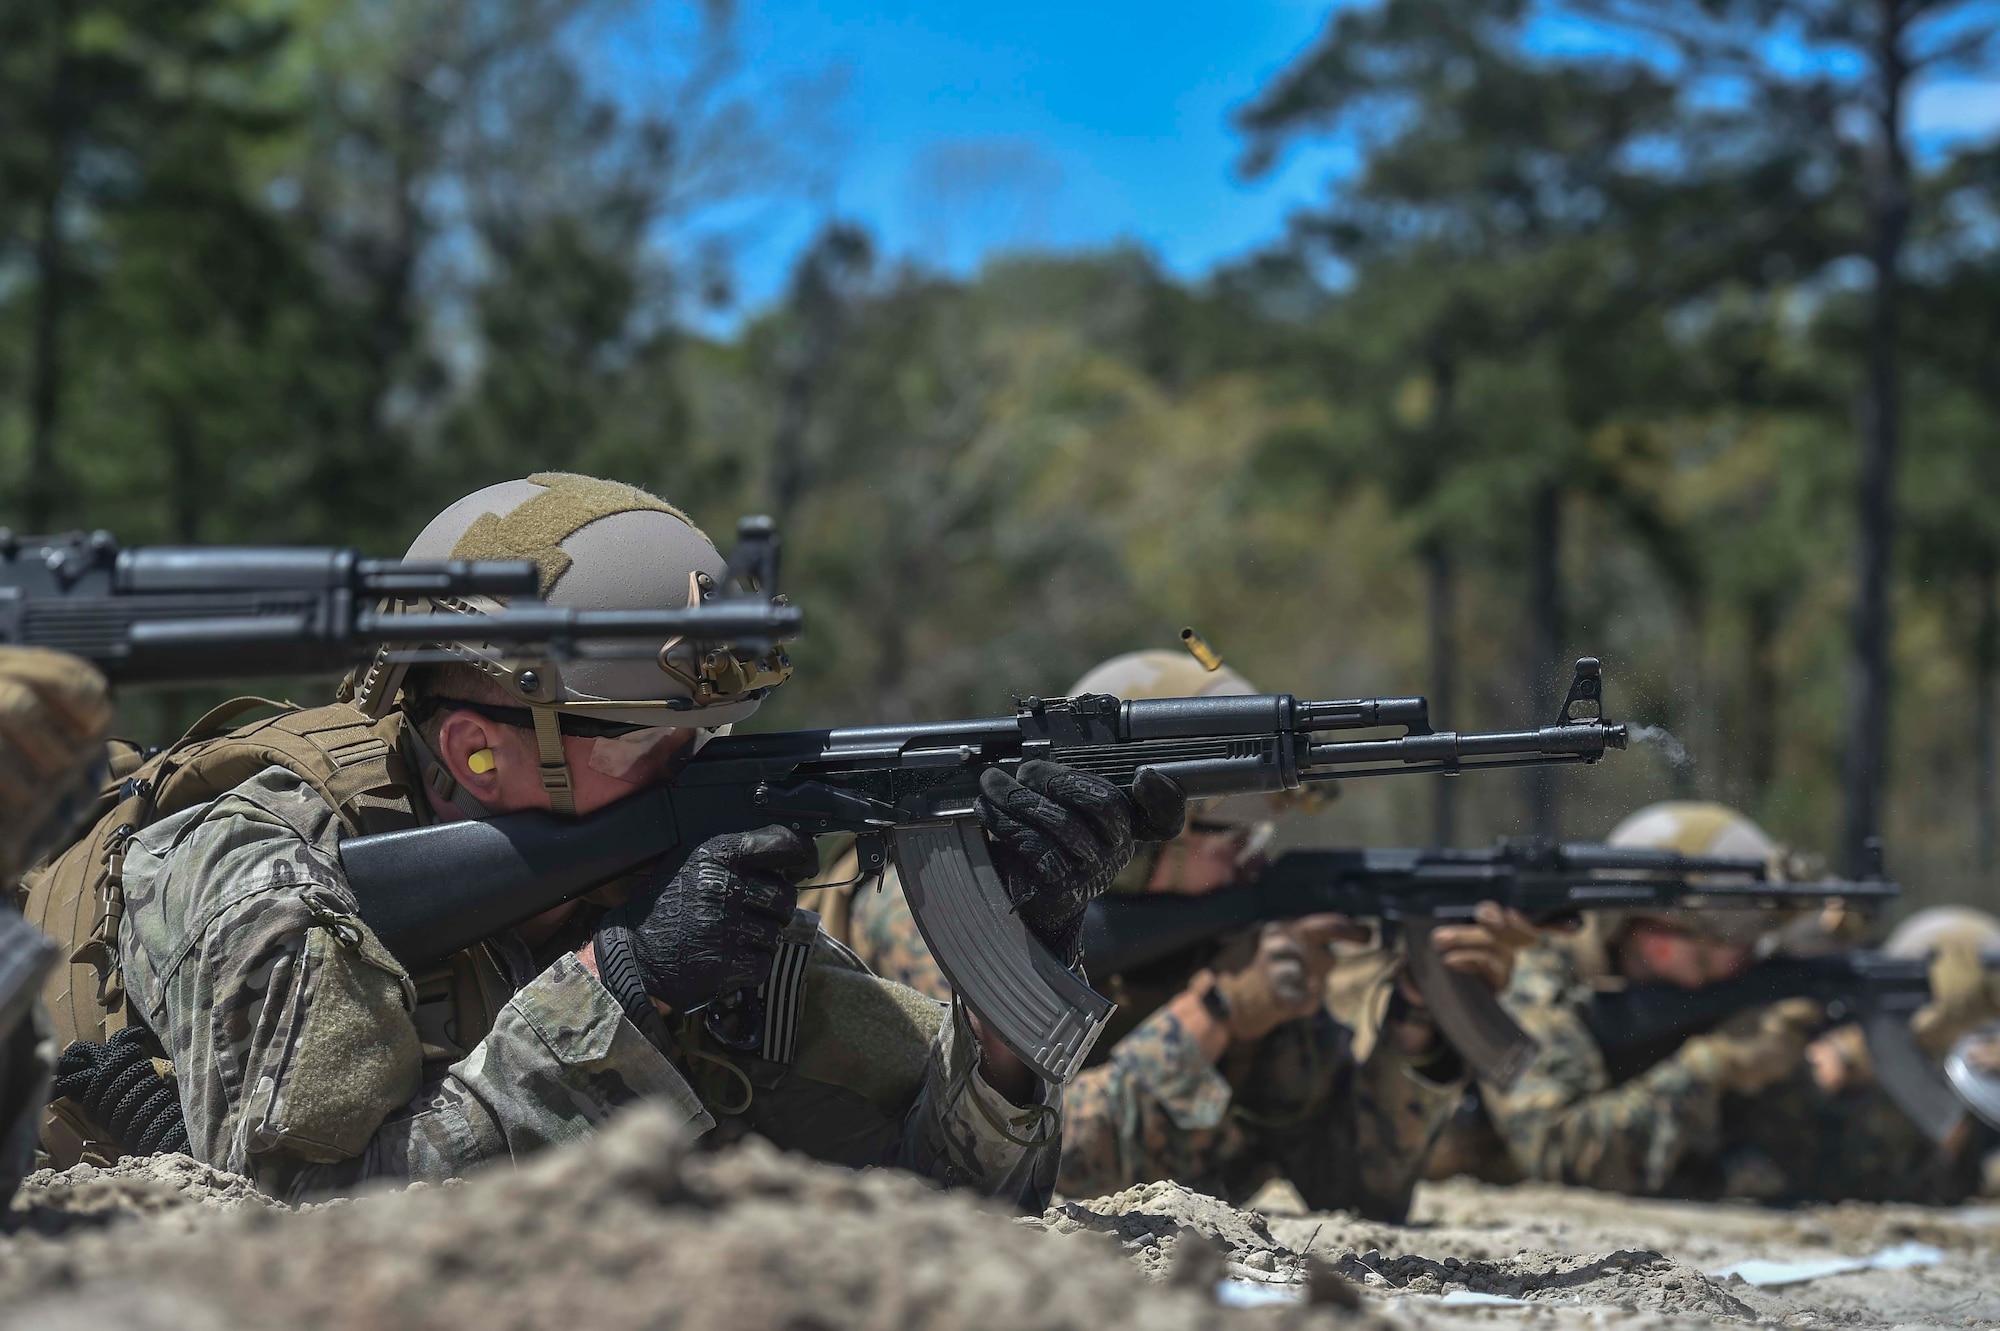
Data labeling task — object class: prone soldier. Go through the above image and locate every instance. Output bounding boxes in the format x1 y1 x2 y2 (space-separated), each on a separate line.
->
809 648 1534 1218
1460 802 1997 1203
25 475 1184 1206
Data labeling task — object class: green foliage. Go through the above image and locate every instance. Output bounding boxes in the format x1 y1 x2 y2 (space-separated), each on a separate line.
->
4 0 2000 912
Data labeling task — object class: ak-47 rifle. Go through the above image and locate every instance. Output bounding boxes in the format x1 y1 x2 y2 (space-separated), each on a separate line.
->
0 521 802 685
339 657 1630 1085
1583 948 2000 1145
1078 842 1899 1088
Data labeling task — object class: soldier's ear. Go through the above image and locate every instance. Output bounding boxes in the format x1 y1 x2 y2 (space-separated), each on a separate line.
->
435 708 514 798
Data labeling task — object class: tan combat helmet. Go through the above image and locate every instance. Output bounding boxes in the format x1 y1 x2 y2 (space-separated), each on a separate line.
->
1603 801 1792 948
354 473 791 813
1887 906 2000 1062
1070 646 1273 832
1559 802 1797 980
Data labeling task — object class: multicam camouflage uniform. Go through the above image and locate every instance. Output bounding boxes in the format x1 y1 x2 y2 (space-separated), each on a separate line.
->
118 767 1060 1204
1478 944 1991 1202
834 867 1464 1218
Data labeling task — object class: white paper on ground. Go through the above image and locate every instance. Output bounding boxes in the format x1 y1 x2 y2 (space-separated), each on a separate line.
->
1707 1242 1945 1289
1214 1279 1303 1307
1437 1291 1535 1307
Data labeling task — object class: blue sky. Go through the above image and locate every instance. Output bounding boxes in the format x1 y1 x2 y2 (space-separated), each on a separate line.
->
600 0 2000 319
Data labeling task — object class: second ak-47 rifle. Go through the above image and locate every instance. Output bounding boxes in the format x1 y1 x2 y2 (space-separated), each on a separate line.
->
0 521 802 685
339 657 1630 1084
1583 948 2000 1144
1078 841 1898 1088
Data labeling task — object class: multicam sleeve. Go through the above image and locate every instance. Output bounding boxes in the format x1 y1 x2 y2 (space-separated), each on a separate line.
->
1346 1031 1466 1221
893 997 1063 1210
1054 1003 1241 1200
1479 982 1723 1196
121 786 709 1201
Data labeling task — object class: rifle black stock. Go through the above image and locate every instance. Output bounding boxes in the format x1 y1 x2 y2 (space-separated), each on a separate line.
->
0 527 802 684
1584 950 1999 1145
341 658 1629 1084
1077 842 1896 1088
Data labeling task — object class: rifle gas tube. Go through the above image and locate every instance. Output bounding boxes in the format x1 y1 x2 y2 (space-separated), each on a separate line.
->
342 658 1627 1085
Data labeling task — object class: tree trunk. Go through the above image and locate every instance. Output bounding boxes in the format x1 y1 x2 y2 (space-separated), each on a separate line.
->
24 1 71 532
1977 555 1998 880
1840 0 1910 878
1426 539 1458 846
1745 590 1781 807
1527 482 1564 840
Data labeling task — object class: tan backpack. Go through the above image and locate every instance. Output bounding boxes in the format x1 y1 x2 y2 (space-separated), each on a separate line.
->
18 699 422 1056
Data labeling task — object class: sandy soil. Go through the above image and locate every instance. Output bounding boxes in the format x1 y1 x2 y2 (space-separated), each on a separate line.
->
0 1115 1993 1330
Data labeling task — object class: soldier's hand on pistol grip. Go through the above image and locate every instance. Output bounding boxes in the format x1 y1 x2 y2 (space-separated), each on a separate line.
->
975 760 1185 965
0 647 112 885
1410 901 1540 1001
1678 997 1823 1096
596 826 820 1015
1210 914 1369 1044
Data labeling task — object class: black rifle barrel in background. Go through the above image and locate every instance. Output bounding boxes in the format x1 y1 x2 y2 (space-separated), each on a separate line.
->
1582 948 2000 1145
0 530 802 684
1079 842 1900 979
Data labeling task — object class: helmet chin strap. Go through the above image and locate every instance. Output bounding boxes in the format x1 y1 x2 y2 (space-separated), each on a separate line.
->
529 706 577 815
403 723 493 821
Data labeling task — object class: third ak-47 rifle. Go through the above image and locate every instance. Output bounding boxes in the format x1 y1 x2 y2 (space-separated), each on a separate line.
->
1583 948 1999 1145
339 657 1630 1084
1078 841 1898 1088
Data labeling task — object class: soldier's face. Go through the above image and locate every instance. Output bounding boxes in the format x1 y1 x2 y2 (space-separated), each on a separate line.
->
430 708 699 818
1145 826 1255 896
1623 922 1752 989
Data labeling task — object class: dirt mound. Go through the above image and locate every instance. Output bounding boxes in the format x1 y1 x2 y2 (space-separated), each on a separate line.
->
8 1153 277 1236
1324 1247 1756 1319
0 1108 1347 1331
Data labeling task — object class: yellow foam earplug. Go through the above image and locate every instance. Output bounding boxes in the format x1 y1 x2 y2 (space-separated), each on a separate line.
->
467 748 496 775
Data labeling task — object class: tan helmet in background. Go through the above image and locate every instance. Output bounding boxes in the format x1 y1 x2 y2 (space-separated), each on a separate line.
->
1068 647 1288 833
1887 906 2000 1060
1561 801 1794 979
353 472 791 813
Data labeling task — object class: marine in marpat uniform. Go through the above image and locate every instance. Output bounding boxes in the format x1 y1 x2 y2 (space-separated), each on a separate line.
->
0 647 112 1203
808 647 1532 1220
1462 802 1997 1203
23 475 1183 1207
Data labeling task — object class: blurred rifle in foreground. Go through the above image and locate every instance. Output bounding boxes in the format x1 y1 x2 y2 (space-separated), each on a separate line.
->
0 523 802 685
342 658 1631 1085
1080 841 1898 1089
1584 949 2000 1145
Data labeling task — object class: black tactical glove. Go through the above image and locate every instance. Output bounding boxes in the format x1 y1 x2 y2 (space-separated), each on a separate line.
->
593 825 820 1020
975 760 1185 965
